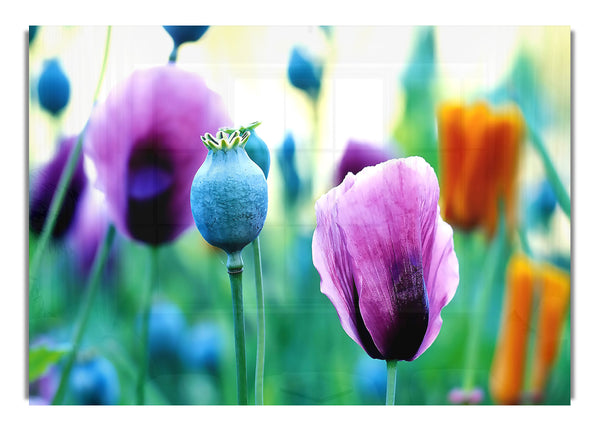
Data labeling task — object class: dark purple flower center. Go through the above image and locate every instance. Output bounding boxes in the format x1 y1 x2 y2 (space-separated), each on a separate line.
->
29 140 86 239
352 280 385 360
388 263 429 360
126 140 176 245
354 263 429 361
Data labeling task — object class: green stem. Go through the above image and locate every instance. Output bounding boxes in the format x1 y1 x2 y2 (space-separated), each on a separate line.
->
386 360 397 405
462 217 508 392
227 251 248 405
51 224 116 405
518 226 533 258
252 237 266 405
137 247 159 405
29 25 112 285
92 26 112 104
528 127 571 219
168 45 178 63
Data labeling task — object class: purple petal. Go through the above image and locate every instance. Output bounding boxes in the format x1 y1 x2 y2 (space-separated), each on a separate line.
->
334 140 393 186
414 209 459 358
85 65 230 245
335 157 444 360
29 135 87 239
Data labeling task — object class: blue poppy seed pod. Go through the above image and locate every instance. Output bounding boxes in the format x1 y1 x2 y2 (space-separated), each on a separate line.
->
163 26 209 47
68 355 120 405
191 125 268 255
37 58 70 116
244 130 270 179
287 46 323 100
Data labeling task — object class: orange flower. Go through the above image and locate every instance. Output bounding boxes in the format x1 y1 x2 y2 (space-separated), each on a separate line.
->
489 254 570 404
489 254 535 405
532 263 570 400
437 102 525 238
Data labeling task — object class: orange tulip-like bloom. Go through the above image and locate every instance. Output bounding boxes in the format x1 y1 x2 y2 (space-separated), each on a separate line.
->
531 263 570 400
489 254 570 404
489 254 535 405
437 102 525 238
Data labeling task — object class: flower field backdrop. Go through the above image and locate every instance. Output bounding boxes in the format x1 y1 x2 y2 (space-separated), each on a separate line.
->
28 25 571 405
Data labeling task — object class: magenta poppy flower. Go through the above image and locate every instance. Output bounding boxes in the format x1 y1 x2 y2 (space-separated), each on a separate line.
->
85 65 230 245
312 157 459 361
334 139 394 186
67 185 115 275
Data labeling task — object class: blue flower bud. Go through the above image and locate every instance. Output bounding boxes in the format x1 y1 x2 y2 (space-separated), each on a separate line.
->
244 130 270 179
287 46 323 100
146 301 186 359
191 126 269 254
37 58 70 116
163 26 209 47
68 356 120 405
180 322 224 373
277 132 301 206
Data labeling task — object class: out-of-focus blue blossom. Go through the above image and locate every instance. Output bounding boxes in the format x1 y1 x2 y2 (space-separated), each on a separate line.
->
69 355 120 405
37 58 70 116
277 132 301 207
29 135 87 240
29 25 39 46
354 356 387 402
163 26 209 62
164 26 209 47
287 46 323 100
244 129 271 179
180 322 224 373
487 51 550 130
147 301 186 359
392 26 438 172
550 254 571 273
525 179 557 230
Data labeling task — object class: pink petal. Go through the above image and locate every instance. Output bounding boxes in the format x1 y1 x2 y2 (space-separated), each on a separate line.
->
335 157 442 360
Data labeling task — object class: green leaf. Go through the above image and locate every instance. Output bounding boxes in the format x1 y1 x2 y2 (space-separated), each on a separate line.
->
29 345 69 382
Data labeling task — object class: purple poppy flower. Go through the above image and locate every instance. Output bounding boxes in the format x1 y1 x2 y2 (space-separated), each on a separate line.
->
67 185 115 275
85 65 230 245
29 135 87 239
312 157 459 361
334 140 394 186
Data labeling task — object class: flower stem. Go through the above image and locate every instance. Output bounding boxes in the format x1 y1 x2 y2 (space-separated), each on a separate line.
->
252 237 266 405
227 251 248 405
168 45 178 63
29 25 112 286
51 224 116 405
528 127 570 219
137 246 159 405
462 216 508 392
386 360 398 405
